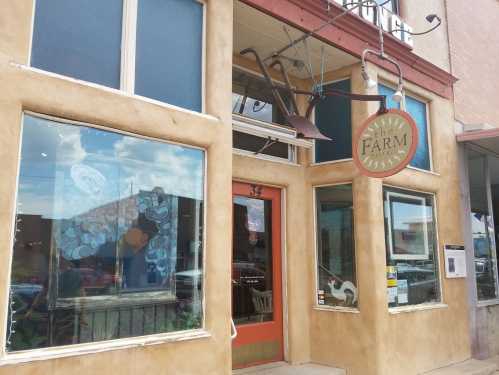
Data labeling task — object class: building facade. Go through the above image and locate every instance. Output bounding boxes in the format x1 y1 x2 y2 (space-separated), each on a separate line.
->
0 0 489 374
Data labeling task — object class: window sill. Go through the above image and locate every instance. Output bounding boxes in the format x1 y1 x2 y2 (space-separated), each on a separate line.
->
405 165 440 176
10 63 218 123
233 148 299 166
477 299 499 308
313 305 360 314
310 158 353 167
0 329 211 367
389 303 448 314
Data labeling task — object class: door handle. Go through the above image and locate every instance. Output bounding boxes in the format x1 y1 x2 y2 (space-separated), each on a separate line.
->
230 318 238 340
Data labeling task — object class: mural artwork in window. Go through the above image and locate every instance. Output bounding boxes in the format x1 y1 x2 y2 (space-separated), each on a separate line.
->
7 114 205 352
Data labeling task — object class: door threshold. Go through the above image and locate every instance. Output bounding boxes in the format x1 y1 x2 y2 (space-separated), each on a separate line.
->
233 362 346 375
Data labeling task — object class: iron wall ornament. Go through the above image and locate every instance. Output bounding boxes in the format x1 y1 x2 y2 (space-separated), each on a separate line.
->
352 109 418 178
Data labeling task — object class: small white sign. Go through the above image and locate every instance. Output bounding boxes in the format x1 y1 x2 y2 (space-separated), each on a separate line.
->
444 245 467 278
397 280 408 304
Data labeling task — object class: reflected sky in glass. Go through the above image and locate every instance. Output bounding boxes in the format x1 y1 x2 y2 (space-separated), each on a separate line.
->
18 115 204 220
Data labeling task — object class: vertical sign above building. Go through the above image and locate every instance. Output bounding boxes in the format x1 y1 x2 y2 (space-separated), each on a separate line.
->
328 0 414 47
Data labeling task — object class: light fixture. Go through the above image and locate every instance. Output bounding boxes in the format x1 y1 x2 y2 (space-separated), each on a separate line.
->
392 83 404 103
361 69 377 89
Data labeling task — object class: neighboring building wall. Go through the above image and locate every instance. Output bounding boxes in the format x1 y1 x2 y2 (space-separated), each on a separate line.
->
0 1 234 375
447 0 499 126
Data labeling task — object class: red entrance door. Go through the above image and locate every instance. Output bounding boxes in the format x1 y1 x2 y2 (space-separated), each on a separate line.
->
232 182 283 369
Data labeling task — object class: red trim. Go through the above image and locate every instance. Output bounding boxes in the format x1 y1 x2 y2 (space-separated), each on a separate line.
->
456 129 499 142
352 109 419 178
232 182 284 369
239 0 457 99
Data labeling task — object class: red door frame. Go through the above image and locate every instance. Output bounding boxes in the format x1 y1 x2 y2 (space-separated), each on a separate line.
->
232 181 284 368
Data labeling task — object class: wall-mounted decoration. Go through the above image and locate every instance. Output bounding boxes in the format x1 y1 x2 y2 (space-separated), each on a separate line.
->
353 109 418 178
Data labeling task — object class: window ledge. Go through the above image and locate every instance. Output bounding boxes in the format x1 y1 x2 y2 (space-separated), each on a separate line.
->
313 306 360 314
310 158 353 167
9 62 219 124
389 303 448 314
0 329 211 367
477 299 499 308
233 148 299 166
406 165 440 176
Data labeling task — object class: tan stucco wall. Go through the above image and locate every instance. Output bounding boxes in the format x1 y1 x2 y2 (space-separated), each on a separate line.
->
306 64 471 375
446 0 499 127
0 1 234 374
400 0 451 72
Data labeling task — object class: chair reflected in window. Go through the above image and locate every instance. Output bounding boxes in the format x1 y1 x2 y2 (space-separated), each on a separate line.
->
250 288 273 322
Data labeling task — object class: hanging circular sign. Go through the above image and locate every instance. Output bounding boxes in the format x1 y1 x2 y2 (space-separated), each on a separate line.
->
353 109 418 178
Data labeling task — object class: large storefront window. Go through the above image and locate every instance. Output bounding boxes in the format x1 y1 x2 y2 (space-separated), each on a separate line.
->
7 114 205 352
468 151 499 301
384 188 440 307
315 185 357 308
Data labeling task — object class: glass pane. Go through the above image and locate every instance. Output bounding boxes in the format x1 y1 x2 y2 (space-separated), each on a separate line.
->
232 68 292 125
7 114 204 352
314 79 352 162
315 185 357 308
31 0 123 89
378 84 430 170
135 0 203 112
471 213 498 300
233 131 290 160
384 188 440 307
232 197 273 324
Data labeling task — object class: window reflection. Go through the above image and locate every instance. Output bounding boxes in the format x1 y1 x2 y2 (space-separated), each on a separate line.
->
7 114 204 351
384 188 440 307
315 185 357 308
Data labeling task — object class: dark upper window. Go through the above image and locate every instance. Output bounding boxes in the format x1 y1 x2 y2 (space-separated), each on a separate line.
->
31 0 204 112
314 79 352 163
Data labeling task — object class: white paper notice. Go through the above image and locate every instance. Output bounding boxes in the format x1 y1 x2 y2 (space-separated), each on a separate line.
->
444 245 467 278
397 280 408 304
387 287 397 303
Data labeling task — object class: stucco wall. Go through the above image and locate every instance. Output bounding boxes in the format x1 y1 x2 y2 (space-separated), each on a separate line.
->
0 1 234 374
306 64 471 375
400 0 451 73
446 0 499 127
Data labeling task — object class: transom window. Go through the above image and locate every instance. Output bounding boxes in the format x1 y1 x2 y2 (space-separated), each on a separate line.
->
31 0 204 112
6 114 205 352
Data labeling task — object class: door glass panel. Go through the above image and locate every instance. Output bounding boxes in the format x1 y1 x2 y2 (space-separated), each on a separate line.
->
233 196 273 324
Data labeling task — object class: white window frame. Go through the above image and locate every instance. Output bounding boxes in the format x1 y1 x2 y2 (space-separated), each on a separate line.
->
386 191 430 261
28 0 206 113
0 111 210 364
311 77 353 166
312 183 359 313
383 186 444 310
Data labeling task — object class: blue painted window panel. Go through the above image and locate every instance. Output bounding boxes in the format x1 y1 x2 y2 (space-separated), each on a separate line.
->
314 80 352 163
378 84 431 170
31 0 123 89
135 0 203 112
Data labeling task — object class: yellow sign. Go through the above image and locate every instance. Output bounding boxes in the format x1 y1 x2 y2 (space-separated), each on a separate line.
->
353 109 418 178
